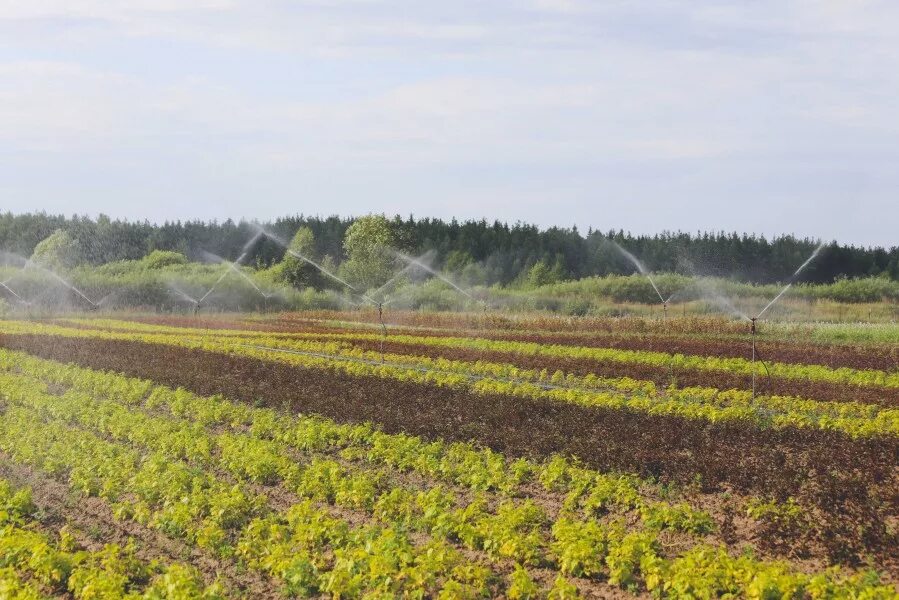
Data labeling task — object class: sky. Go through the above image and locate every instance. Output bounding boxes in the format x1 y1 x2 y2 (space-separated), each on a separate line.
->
1 1 897 247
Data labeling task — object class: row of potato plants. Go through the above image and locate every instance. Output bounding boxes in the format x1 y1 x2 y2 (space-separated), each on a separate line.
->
64 318 899 389
0 477 219 599
4 321 897 438
2 349 896 598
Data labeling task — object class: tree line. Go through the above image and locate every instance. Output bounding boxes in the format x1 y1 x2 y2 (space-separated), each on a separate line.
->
1 212 897 285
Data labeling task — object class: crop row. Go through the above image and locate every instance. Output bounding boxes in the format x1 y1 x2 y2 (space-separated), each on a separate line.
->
2 349 896 597
110 314 899 372
0 381 509 597
6 333 897 550
49 317 899 413
0 361 718 548
0 477 218 599
230 334 899 438
265 310 899 345
0 347 700 513
337 335 899 408
7 321 897 438
62 318 899 389
131 310 899 348
60 317 899 408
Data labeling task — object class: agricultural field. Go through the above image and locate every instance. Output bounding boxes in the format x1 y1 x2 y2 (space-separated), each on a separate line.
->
0 311 897 599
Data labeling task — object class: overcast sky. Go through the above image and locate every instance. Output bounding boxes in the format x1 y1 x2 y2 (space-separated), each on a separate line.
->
1 1 897 247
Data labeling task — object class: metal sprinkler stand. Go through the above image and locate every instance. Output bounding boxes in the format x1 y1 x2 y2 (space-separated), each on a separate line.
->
662 301 668 320
378 301 387 362
750 317 757 399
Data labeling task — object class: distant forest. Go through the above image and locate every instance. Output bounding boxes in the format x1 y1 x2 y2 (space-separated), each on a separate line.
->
2 212 897 285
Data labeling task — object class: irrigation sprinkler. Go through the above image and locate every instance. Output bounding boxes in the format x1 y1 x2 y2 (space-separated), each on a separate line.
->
610 240 680 376
377 301 387 362
662 298 671 320
609 241 675 319
744 243 824 398
192 231 266 312
750 317 757 397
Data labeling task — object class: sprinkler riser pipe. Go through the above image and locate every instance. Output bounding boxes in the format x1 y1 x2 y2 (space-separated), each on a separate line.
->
378 302 387 363
750 318 758 399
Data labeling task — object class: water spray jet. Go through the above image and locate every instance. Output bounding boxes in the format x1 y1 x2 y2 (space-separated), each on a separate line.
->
391 250 478 305
191 231 266 311
23 261 99 310
166 283 202 315
609 241 677 323
0 280 27 305
745 242 823 398
252 225 376 306
200 249 270 310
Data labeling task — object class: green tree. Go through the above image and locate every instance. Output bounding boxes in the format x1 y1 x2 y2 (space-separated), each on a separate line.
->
30 229 81 270
142 250 188 270
525 257 565 288
341 215 396 291
444 250 474 273
525 261 554 288
274 227 322 288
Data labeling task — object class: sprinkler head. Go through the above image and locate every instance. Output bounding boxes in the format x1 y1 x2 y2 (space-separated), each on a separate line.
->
750 317 757 334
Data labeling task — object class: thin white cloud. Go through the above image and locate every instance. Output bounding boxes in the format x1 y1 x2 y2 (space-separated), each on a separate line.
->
0 1 896 245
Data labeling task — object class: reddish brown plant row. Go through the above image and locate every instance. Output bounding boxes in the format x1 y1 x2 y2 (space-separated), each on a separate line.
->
128 314 899 372
344 338 899 408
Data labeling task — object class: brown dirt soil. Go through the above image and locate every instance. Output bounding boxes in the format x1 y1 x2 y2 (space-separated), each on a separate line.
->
2 333 897 565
